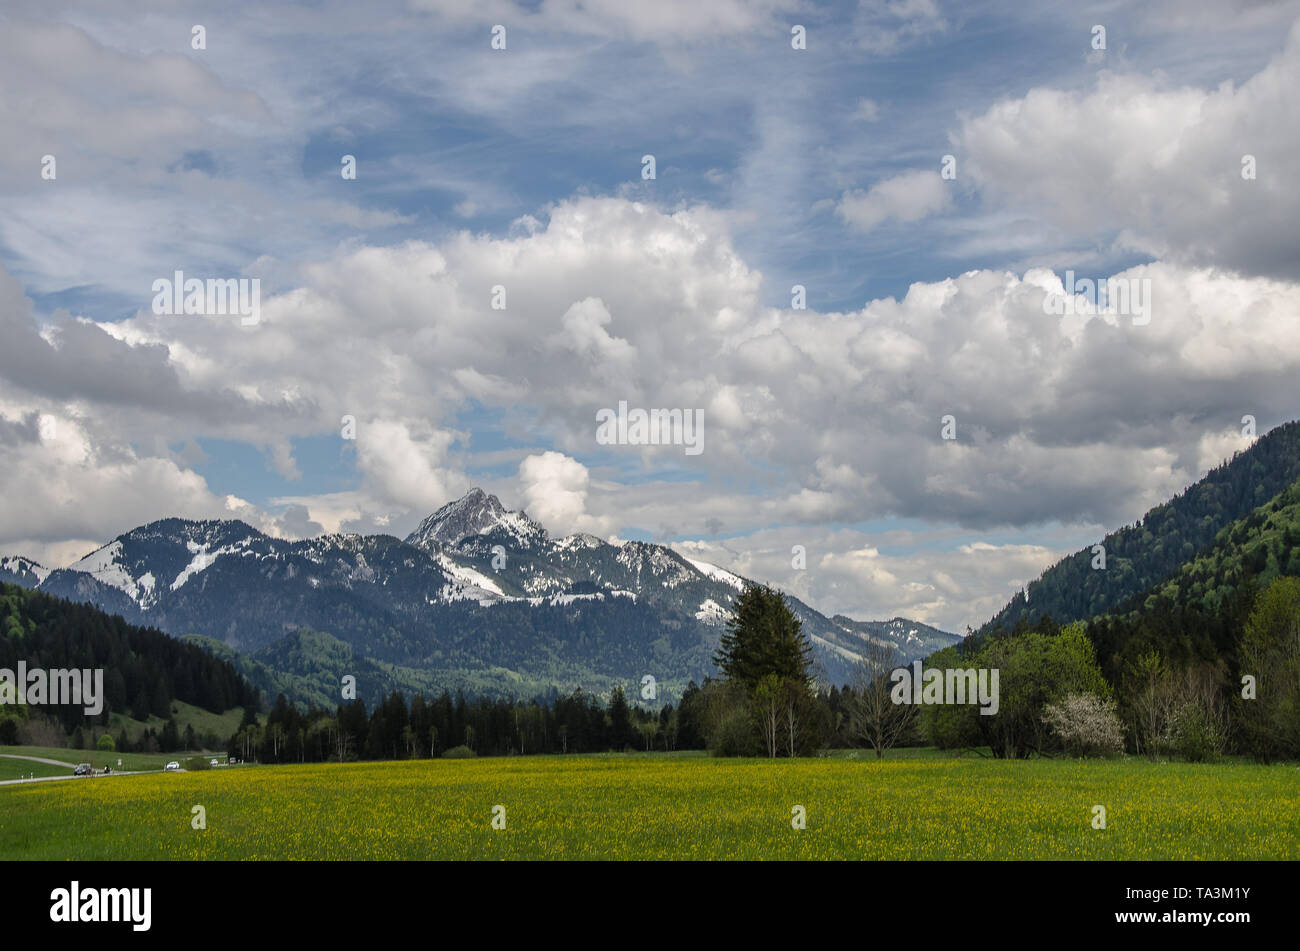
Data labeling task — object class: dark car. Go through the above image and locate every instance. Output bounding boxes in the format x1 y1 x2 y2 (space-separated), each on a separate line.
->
73 763 93 776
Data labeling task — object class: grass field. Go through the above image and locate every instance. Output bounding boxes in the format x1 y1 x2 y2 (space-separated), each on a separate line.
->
106 701 244 748
3 752 1298 860
0 757 74 781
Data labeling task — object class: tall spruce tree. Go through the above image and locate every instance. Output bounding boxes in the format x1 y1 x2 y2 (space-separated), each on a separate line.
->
607 684 635 750
713 584 814 689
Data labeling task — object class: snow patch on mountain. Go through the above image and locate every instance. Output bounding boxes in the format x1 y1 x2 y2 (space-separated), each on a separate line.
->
522 573 564 596
69 541 147 604
496 511 546 544
685 558 747 591
695 598 731 623
548 590 634 606
0 555 49 583
616 543 693 587
171 541 239 591
436 554 505 601
514 590 636 607
810 632 864 662
348 553 376 583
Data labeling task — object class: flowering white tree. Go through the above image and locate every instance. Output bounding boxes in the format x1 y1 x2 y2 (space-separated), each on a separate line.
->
1043 693 1125 757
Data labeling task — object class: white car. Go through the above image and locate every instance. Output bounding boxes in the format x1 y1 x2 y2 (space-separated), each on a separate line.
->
210 759 219 766
164 761 181 771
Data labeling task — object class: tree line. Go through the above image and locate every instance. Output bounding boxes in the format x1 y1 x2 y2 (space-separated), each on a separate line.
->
899 575 1300 762
230 584 872 762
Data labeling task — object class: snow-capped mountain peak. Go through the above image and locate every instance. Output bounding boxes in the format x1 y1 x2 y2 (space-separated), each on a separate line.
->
57 518 265 610
554 532 608 552
405 488 547 550
0 554 49 586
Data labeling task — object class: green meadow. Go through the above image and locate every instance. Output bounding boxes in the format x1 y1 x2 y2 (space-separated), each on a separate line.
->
2 752 1297 860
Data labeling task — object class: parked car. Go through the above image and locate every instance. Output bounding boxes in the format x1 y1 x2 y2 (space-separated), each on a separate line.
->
74 763 93 776
164 761 181 771
210 759 219 766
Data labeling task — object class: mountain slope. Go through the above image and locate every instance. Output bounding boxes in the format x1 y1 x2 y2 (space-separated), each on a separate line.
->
185 629 420 711
1140 478 1300 614
1082 474 1300 681
830 615 963 659
979 420 1300 636
0 582 258 733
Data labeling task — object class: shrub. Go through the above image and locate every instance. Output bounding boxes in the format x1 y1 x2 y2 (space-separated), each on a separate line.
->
186 756 212 771
1239 576 1300 762
1155 666 1230 762
708 707 762 757
442 745 477 759
1163 701 1226 762
1042 693 1125 757
97 733 115 752
924 699 982 750
0 716 20 745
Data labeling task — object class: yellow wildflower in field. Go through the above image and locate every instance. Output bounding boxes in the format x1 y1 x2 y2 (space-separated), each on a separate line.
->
1 755 1296 860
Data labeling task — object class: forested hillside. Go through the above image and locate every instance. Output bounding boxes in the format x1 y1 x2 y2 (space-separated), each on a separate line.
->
934 471 1300 763
979 420 1300 636
0 582 258 742
1087 475 1300 683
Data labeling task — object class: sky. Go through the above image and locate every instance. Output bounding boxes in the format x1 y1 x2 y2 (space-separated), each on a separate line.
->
1 0 1298 633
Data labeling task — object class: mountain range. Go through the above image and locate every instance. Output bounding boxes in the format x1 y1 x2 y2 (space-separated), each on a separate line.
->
1 488 958 706
9 420 1300 713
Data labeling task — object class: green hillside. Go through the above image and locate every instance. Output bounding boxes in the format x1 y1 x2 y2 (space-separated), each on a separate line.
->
187 627 616 710
1086 475 1300 682
104 700 245 750
978 420 1300 637
939 463 1300 763
0 582 258 750
1141 479 1300 612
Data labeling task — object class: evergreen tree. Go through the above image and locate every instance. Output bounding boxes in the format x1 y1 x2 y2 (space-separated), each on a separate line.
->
151 680 172 719
713 584 814 689
607 685 634 751
161 718 180 752
676 680 704 749
131 687 152 722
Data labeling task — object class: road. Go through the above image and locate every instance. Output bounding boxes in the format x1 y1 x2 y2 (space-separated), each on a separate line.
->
0 753 168 786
